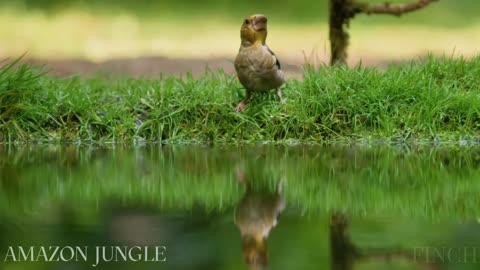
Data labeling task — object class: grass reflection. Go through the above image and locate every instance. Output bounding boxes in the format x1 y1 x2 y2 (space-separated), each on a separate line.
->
0 144 479 220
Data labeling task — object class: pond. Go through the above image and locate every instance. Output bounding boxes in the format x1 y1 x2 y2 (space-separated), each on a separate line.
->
1 144 480 269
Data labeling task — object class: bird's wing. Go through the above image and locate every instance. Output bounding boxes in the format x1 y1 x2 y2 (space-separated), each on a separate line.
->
266 46 281 70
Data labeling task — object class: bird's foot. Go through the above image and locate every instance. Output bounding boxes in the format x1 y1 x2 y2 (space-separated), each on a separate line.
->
276 87 286 105
236 167 246 184
235 102 246 112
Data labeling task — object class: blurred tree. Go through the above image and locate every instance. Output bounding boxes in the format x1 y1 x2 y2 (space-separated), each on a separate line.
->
329 0 439 65
329 213 445 270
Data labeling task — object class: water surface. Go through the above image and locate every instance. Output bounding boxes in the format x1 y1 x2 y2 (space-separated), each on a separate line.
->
1 144 479 269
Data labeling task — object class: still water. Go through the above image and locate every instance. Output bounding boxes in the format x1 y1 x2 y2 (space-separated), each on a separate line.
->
1 144 480 270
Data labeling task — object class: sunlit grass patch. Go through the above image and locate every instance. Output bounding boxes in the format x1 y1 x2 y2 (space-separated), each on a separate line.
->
1 55 480 144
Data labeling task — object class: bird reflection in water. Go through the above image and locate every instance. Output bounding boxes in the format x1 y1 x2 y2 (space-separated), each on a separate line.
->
234 168 285 270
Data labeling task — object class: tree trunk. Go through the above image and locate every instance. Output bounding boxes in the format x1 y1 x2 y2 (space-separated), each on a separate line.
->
329 213 359 270
328 0 439 65
329 0 355 65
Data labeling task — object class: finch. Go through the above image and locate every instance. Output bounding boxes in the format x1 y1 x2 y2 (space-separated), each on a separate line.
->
234 14 285 112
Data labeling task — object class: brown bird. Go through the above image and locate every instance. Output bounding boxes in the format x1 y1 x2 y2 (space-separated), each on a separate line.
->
234 14 286 112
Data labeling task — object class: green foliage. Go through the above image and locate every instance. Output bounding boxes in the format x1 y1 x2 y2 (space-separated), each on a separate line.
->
3 0 480 27
1 56 480 144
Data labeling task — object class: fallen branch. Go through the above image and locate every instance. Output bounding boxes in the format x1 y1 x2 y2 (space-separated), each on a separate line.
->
355 0 439 16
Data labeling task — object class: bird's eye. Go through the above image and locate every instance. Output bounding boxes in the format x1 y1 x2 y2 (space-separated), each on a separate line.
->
244 19 250 25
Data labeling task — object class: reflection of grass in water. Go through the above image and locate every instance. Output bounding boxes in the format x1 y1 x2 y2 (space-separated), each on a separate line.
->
1 145 479 270
1 145 479 221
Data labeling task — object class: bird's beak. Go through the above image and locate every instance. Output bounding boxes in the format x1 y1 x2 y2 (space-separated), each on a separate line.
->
252 15 267 31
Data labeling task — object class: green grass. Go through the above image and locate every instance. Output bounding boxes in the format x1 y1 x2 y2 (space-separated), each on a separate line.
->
1 55 480 144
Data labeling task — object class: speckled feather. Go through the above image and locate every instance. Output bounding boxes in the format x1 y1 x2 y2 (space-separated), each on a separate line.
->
235 44 285 92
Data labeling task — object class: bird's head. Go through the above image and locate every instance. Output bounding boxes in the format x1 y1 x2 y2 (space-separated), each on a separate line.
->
241 234 268 270
240 14 268 46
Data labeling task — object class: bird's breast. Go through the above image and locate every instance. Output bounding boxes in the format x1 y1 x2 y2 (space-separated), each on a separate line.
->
234 46 284 92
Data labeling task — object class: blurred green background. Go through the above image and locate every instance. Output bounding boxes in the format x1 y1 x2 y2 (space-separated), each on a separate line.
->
0 0 479 68
3 0 479 26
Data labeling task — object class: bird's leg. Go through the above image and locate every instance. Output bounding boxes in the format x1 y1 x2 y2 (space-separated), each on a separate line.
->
235 166 246 185
235 90 252 112
276 87 286 104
